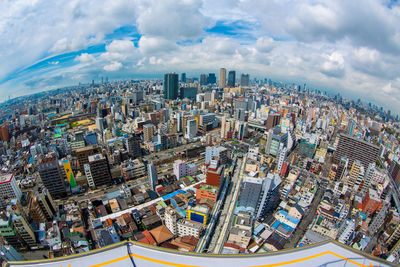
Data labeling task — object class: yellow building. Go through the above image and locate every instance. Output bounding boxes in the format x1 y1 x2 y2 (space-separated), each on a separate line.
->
186 205 209 227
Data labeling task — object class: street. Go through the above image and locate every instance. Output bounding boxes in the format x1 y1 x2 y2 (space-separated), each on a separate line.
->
284 184 325 248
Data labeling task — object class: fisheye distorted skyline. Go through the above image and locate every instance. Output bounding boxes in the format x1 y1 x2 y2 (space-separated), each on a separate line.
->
1 0 400 112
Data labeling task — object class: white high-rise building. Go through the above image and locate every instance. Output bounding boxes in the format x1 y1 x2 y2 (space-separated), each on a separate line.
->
164 206 179 236
96 117 104 132
176 113 182 133
185 119 197 139
276 145 287 173
0 173 22 200
84 164 95 188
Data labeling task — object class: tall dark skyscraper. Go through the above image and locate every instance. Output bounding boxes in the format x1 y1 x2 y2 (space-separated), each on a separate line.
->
228 71 236 87
207 73 216 84
164 73 179 100
181 73 186 83
37 156 66 199
200 74 207 85
240 74 249 87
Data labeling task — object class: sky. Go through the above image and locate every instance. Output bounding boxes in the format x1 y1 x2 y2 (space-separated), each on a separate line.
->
1 0 400 113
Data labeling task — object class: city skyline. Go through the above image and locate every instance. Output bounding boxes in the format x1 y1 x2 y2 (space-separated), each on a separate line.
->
1 0 400 113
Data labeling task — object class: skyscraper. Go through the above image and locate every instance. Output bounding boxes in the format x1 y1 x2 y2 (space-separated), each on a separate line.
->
143 124 154 142
219 68 226 88
148 162 158 190
207 73 216 84
0 123 10 141
240 74 250 87
200 74 207 85
125 134 142 158
185 119 197 139
228 71 236 87
256 173 282 220
87 154 112 188
37 156 66 199
181 73 186 83
28 188 57 224
164 73 179 100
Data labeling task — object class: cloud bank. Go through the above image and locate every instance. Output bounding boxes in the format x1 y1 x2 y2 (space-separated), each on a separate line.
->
1 0 400 113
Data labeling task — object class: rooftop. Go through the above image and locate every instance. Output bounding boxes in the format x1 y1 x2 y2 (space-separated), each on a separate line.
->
88 154 105 162
197 183 218 193
0 173 13 184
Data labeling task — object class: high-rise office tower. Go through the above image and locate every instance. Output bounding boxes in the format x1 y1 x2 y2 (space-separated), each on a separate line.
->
176 113 183 133
276 145 287 173
0 212 36 249
96 117 104 132
219 68 226 88
334 134 380 168
185 119 197 139
164 73 179 100
143 124 154 142
207 73 216 84
237 177 264 214
37 156 66 199
0 123 10 141
125 134 141 158
266 113 281 130
389 160 400 186
335 157 349 181
256 173 282 220
148 162 158 190
347 160 364 190
236 121 248 140
200 74 207 85
75 145 102 173
240 74 250 87
181 73 186 83
87 154 112 188
228 71 236 87
28 188 57 224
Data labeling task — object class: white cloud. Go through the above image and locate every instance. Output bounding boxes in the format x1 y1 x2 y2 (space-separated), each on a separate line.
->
74 53 96 64
321 52 345 78
136 0 210 41
106 39 135 53
255 36 275 53
2 0 400 114
138 36 178 55
103 61 122 71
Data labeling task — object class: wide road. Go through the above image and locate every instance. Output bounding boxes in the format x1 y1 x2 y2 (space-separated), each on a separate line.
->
195 169 230 252
212 155 247 253
99 179 205 221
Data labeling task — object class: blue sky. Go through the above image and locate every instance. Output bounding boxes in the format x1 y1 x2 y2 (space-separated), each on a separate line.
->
1 0 400 113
